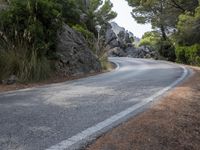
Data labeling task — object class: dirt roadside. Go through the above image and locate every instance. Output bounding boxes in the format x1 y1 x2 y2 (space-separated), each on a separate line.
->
86 67 200 150
0 62 116 93
0 72 102 93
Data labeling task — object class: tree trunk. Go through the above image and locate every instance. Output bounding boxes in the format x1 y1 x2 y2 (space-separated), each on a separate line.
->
160 25 167 40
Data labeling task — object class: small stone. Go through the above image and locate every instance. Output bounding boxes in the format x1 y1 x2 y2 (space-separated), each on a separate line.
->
6 75 18 85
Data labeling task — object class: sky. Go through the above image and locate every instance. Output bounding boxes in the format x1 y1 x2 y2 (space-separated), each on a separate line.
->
109 0 152 38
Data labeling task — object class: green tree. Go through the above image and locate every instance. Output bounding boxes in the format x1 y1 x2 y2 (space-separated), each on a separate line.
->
54 0 81 25
139 31 161 47
127 0 199 61
79 0 117 35
0 0 62 55
176 4 200 45
174 1 200 65
127 0 198 40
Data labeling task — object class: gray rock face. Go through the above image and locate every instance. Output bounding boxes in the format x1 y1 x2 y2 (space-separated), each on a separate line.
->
105 25 117 47
106 22 158 59
107 47 126 57
56 25 101 76
110 22 139 45
110 22 125 35
125 46 159 58
107 45 159 59
106 23 135 50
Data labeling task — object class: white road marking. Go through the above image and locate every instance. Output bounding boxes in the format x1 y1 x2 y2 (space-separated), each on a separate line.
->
46 64 189 150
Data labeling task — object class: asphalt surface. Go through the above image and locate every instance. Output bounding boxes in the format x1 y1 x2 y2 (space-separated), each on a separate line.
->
0 57 187 150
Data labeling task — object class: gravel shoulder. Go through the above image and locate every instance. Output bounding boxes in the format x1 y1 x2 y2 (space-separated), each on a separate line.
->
86 66 200 150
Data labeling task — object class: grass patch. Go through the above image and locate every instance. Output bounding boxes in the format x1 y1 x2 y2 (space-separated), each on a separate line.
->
0 46 52 82
99 56 114 71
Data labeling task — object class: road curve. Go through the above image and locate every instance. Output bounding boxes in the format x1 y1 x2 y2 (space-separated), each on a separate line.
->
0 57 188 150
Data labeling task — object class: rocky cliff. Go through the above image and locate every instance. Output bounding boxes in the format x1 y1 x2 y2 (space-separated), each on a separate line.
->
106 22 158 59
55 25 101 76
110 22 140 45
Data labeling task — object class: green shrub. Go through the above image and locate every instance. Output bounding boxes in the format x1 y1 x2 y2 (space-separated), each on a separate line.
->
0 0 62 82
0 47 52 82
157 40 176 62
139 31 176 61
0 0 62 53
175 46 187 63
175 44 200 66
99 56 111 71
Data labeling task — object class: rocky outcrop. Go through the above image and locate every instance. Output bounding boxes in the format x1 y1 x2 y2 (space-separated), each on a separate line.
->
108 46 159 59
110 22 139 45
105 25 118 48
125 46 159 58
110 22 125 36
107 47 126 57
56 25 101 76
1 75 18 85
106 23 136 49
106 22 158 59
105 23 133 49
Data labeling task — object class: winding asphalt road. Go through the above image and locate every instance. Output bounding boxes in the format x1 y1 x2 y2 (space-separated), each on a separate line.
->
0 57 189 150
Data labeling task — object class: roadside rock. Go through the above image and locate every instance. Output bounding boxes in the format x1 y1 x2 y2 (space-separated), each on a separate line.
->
107 47 126 57
2 75 18 85
108 45 159 59
56 25 101 76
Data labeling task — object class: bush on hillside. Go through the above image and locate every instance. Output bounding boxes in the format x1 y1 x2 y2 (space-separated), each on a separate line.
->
139 32 176 61
0 49 52 82
0 0 62 55
0 0 62 81
176 44 200 66
157 40 176 62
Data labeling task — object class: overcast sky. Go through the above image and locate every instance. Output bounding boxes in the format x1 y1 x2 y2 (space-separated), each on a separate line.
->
109 0 152 38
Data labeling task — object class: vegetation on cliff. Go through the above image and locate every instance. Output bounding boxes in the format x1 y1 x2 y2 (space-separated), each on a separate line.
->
0 0 117 82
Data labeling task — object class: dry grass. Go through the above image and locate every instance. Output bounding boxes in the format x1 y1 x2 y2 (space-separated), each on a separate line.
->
86 67 200 150
0 72 101 92
0 62 116 93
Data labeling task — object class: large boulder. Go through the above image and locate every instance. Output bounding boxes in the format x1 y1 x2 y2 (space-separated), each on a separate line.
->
106 23 135 50
1 75 18 85
124 46 159 58
105 22 159 59
56 25 101 76
107 47 126 57
107 45 159 59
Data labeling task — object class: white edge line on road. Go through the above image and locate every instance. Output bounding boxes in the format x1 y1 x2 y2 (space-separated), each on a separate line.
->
46 64 189 150
109 57 120 71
